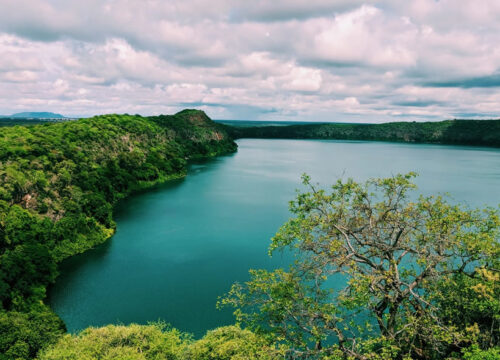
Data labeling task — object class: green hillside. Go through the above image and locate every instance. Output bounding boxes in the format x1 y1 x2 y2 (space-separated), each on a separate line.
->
0 110 236 359
227 119 500 147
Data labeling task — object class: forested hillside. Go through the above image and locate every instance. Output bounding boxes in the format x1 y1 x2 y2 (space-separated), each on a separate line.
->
0 110 236 359
0 119 66 127
227 119 500 147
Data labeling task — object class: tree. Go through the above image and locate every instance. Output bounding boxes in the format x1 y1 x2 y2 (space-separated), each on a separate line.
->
0 304 65 360
185 326 284 360
221 173 499 359
38 323 188 360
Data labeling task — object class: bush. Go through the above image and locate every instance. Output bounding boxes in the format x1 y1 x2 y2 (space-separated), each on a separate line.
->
39 323 188 360
0 305 65 360
186 326 284 360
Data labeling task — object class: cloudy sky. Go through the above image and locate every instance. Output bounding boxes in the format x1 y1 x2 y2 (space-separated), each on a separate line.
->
0 0 499 122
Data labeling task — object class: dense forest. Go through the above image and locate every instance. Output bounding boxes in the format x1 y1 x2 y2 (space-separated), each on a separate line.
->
226 119 500 147
0 110 236 359
0 111 498 359
0 119 66 127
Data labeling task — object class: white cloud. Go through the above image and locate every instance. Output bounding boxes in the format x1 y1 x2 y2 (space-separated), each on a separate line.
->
0 1 498 121
282 66 323 92
0 70 38 82
303 6 417 68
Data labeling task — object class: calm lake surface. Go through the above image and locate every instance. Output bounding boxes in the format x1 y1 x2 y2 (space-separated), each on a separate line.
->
48 139 500 337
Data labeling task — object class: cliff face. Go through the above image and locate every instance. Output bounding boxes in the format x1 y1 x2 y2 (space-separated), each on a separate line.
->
150 109 237 155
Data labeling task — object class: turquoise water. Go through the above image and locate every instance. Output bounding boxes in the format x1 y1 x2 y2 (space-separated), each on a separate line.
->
48 139 500 337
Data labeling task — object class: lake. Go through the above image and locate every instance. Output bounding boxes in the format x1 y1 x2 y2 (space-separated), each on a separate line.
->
48 139 500 337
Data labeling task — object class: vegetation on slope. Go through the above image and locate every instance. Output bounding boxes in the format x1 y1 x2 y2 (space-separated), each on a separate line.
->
0 110 236 359
0 119 67 127
227 119 500 147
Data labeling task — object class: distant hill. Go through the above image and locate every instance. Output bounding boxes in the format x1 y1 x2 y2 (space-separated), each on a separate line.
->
0 112 69 127
215 120 359 127
5 112 66 119
215 120 330 127
225 119 500 148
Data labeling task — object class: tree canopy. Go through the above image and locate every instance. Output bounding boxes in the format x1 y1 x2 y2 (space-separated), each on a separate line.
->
226 119 500 148
222 173 499 359
39 324 282 360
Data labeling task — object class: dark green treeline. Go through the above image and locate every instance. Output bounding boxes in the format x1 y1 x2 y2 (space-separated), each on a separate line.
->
226 119 500 147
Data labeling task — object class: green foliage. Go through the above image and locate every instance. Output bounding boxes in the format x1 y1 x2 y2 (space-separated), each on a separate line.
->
435 269 500 350
38 323 188 360
0 119 65 128
222 173 500 359
0 110 236 359
0 304 65 360
227 119 500 147
186 326 284 360
39 324 283 360
462 345 500 360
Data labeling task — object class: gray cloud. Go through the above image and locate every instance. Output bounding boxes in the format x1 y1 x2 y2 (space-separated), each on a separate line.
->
423 74 500 88
0 0 498 121
393 100 444 107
